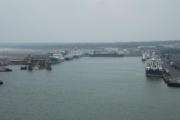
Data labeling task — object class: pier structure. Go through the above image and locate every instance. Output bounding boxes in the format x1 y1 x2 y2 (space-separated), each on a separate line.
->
45 57 52 70
26 55 52 70
162 57 180 87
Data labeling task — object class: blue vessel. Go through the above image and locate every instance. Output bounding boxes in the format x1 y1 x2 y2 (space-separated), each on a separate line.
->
142 53 151 62
142 54 146 62
145 58 163 77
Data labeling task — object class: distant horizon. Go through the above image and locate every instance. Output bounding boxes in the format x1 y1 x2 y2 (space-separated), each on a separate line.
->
0 39 180 44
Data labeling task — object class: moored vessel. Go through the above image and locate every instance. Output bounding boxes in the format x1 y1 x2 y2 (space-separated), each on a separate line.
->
64 54 74 60
0 80 3 85
20 66 27 70
145 58 163 77
0 67 12 72
142 52 151 62
90 49 124 57
142 53 146 62
49 53 64 64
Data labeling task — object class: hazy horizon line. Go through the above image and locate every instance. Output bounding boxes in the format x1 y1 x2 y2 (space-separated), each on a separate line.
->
0 40 180 44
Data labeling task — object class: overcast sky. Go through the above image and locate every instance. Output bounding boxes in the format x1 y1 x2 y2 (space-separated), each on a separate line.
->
0 0 179 43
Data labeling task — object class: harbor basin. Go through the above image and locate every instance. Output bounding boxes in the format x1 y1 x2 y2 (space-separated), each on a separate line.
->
0 57 180 120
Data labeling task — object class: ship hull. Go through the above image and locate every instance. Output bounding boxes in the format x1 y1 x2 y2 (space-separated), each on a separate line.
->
167 82 180 87
50 58 64 64
142 58 146 62
0 80 3 85
64 57 73 61
146 69 163 77
0 68 12 72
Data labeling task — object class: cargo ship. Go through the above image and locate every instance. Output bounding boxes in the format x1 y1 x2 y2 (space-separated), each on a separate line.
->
145 58 163 77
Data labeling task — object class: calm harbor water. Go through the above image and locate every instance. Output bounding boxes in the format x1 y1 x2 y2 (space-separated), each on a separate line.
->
0 57 180 120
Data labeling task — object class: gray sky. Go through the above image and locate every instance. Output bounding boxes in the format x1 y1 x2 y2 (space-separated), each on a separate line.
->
0 0 179 43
